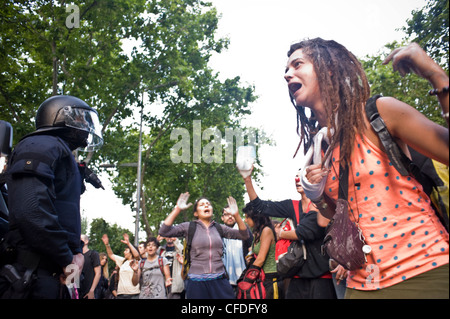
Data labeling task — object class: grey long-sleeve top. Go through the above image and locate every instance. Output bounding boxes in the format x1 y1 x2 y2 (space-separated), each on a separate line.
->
159 220 249 276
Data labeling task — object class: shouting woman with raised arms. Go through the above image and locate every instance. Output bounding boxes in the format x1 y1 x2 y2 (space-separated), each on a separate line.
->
159 193 249 299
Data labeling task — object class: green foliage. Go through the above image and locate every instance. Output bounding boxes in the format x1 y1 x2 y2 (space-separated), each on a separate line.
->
4 0 446 246
361 0 449 127
362 41 446 126
87 217 135 274
0 0 264 241
402 0 449 69
0 0 147 140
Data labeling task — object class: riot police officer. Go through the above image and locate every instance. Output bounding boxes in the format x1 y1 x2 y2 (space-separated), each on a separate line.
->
0 120 12 237
0 95 103 299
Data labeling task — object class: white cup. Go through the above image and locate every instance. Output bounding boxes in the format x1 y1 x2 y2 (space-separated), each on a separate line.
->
236 145 256 171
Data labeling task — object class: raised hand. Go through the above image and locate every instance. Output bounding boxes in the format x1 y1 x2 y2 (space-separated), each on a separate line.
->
121 233 130 245
177 192 193 210
383 43 439 80
101 234 109 246
237 164 254 179
227 196 239 216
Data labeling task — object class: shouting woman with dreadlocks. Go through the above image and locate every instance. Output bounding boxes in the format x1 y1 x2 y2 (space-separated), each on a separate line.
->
285 38 448 299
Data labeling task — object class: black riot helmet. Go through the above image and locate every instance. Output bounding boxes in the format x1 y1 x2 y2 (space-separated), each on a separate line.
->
32 95 103 151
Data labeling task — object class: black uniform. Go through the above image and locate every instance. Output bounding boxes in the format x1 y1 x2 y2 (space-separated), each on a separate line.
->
0 95 103 299
1 134 83 298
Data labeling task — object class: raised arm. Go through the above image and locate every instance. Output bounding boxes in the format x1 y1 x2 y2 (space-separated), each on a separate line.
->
252 227 275 268
227 196 247 232
240 166 258 201
102 234 115 263
163 192 193 227
122 233 140 259
130 259 141 286
383 42 449 126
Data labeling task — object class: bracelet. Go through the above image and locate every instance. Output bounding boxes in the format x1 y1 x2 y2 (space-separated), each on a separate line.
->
428 86 449 96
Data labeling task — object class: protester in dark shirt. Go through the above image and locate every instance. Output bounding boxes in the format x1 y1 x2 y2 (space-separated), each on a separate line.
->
80 234 101 299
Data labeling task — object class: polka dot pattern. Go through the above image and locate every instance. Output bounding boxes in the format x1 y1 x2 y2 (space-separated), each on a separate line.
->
325 135 449 291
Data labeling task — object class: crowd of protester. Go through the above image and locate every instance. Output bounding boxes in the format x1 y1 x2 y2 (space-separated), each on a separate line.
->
0 39 447 300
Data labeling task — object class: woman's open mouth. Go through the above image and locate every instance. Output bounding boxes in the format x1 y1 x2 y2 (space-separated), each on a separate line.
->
289 82 302 95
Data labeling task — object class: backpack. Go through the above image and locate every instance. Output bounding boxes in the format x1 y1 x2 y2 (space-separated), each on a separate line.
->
275 200 300 262
365 95 449 230
236 260 266 299
276 200 308 278
181 221 224 280
139 257 164 276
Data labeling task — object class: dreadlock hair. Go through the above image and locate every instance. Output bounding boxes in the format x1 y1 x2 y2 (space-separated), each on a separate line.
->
287 37 371 167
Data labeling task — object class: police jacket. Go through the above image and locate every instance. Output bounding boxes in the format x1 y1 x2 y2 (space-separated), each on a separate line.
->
5 134 83 270
250 196 330 279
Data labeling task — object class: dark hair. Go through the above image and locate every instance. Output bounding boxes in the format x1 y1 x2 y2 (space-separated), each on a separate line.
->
287 37 370 166
146 237 160 248
243 203 276 244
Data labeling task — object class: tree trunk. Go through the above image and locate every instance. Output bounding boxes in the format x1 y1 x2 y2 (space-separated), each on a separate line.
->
52 41 58 96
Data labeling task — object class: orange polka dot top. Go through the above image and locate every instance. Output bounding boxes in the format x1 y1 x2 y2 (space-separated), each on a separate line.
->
325 134 449 291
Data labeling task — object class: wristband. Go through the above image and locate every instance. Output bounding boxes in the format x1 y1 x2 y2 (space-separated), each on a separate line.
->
428 86 449 96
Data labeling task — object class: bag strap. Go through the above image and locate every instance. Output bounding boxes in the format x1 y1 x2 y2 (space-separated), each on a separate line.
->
364 96 449 230
338 133 349 200
365 95 411 176
338 164 348 200
213 222 224 238
141 257 165 276
158 256 164 275
291 200 301 226
185 221 197 261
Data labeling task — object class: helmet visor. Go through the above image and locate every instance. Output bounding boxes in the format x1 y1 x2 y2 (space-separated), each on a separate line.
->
58 106 104 151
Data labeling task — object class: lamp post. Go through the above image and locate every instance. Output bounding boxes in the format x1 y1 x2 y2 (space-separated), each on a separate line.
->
135 104 144 247
100 105 144 247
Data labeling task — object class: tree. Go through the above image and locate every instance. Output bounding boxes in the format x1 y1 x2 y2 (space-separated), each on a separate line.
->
403 0 449 70
0 0 148 140
361 0 448 126
0 0 266 239
88 217 134 274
